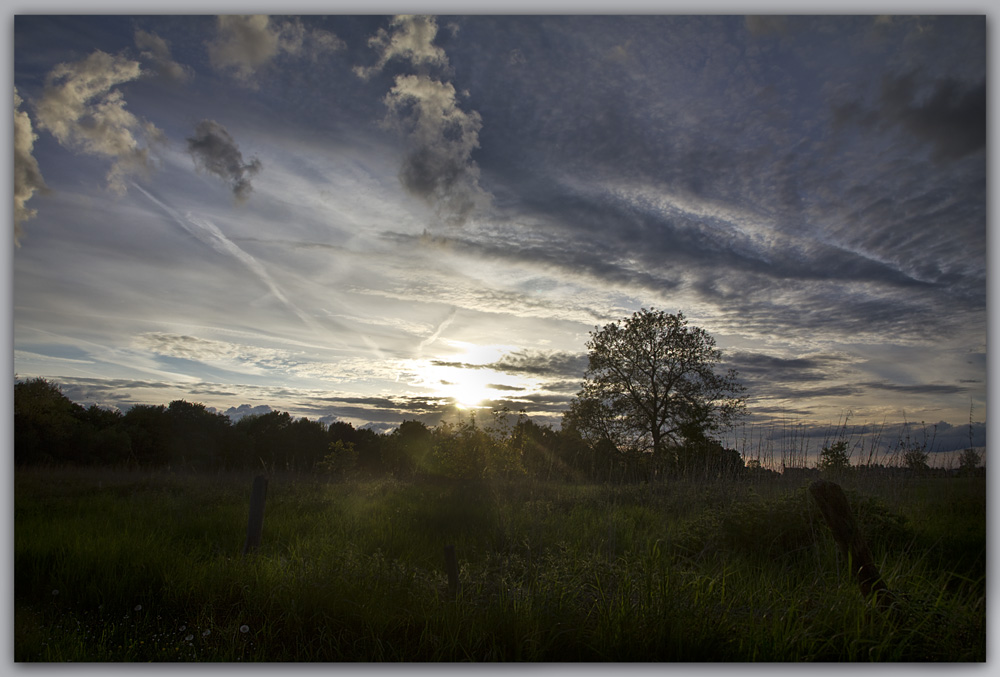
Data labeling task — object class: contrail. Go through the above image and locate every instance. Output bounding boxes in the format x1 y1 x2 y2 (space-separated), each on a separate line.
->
417 306 457 355
131 182 323 334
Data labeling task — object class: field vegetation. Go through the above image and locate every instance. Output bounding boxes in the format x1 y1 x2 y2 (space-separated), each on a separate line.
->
14 312 986 661
15 466 985 661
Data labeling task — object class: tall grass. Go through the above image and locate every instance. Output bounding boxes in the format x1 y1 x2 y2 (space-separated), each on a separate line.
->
15 466 985 661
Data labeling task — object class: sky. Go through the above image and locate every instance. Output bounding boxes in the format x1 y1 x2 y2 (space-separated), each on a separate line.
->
11 11 989 457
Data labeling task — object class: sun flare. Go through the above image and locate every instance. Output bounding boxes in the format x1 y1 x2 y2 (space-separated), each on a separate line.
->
412 341 535 409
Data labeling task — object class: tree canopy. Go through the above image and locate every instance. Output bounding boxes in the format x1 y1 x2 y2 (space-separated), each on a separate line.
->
565 309 746 471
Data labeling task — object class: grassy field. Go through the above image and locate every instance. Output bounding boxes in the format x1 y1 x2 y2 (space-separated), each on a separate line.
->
14 466 986 661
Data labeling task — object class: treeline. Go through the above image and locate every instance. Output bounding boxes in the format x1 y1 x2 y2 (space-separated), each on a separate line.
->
13 378 764 483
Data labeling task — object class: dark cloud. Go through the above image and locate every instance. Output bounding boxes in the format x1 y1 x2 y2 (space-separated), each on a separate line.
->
490 350 588 378
186 120 262 201
860 381 969 396
430 348 587 380
750 383 863 401
837 73 986 164
881 75 986 163
726 352 853 384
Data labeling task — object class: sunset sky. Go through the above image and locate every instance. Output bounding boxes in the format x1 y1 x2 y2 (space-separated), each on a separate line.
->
12 12 987 454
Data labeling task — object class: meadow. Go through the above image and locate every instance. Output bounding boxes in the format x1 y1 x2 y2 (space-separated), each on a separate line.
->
14 466 986 661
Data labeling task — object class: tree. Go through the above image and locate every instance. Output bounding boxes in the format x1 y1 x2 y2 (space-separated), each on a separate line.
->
903 446 930 474
385 419 433 477
818 440 851 476
566 309 746 472
958 447 982 476
14 377 86 465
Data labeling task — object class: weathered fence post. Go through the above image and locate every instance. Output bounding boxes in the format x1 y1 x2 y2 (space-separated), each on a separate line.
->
443 544 459 599
809 479 894 609
242 475 268 556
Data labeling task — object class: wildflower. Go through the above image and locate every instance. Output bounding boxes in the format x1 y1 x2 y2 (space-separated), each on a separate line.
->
179 625 186 631
52 589 59 596
240 625 249 633
185 634 193 642
135 605 142 612
202 629 211 637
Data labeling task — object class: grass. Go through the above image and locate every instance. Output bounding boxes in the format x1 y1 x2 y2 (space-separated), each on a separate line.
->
14 466 986 661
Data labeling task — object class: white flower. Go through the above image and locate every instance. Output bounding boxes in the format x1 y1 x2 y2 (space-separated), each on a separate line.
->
202 629 211 637
185 634 194 642
52 589 59 596
239 625 249 634
179 625 186 631
134 605 142 611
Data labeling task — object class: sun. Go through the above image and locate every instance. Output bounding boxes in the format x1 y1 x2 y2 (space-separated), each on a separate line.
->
441 369 497 409
411 340 535 409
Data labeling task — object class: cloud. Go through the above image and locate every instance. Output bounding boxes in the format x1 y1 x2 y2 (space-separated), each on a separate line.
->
491 349 589 378
357 15 488 225
206 15 344 87
383 75 488 224
14 87 48 246
745 15 790 36
836 73 986 163
726 351 854 384
134 28 193 82
131 184 326 335
353 15 448 79
186 119 262 200
417 306 457 354
222 403 274 421
33 50 165 195
431 348 588 379
860 381 969 396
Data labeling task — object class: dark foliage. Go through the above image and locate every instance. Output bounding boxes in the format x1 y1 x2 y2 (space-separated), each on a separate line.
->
13 376 762 482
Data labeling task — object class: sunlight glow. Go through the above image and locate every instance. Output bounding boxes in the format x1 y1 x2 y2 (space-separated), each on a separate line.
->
407 340 538 409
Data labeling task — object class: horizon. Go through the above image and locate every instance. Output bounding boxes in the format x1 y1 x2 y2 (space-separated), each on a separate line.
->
13 16 986 460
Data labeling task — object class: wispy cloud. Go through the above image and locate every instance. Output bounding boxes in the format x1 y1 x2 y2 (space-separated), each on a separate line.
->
131 183 324 334
416 306 457 354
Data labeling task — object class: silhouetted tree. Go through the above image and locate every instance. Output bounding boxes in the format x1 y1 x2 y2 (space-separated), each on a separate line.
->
234 411 295 470
164 400 233 469
14 378 86 465
122 404 171 466
958 447 983 476
818 440 852 476
567 309 746 475
285 417 329 471
385 420 433 477
79 405 131 464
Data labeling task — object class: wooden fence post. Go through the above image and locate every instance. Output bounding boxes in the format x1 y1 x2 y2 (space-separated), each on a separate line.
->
809 479 894 609
242 475 268 556
444 544 459 599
